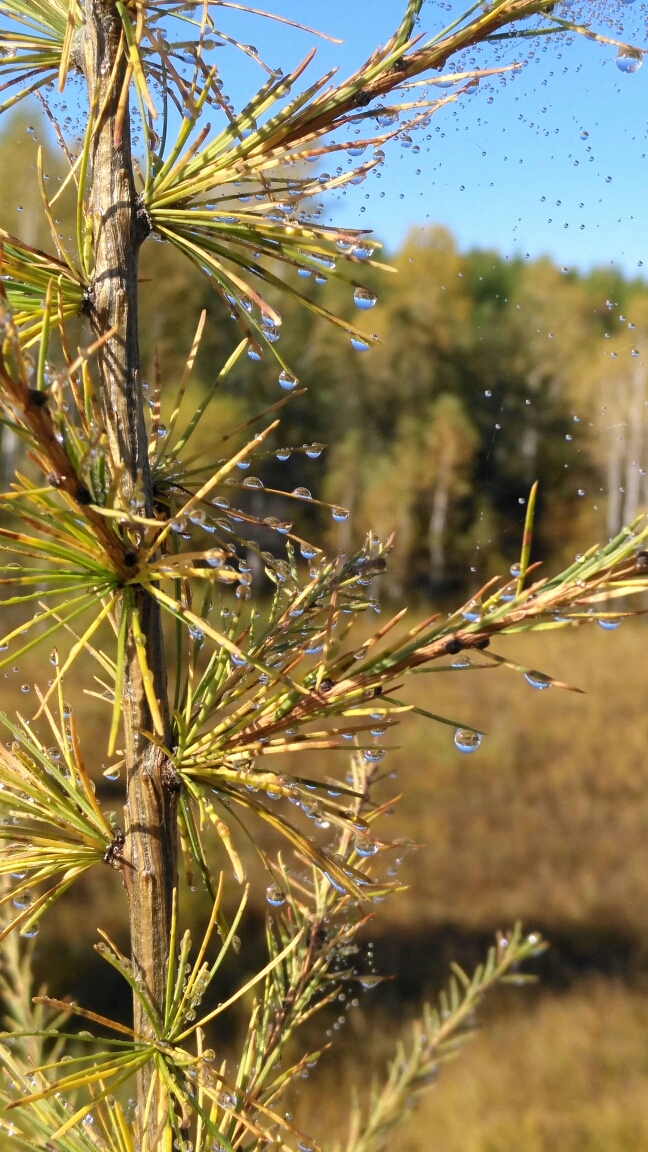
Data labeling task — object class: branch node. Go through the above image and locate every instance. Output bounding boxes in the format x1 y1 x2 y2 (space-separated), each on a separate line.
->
136 196 153 244
103 828 125 868
27 388 48 409
161 762 183 793
444 637 463 655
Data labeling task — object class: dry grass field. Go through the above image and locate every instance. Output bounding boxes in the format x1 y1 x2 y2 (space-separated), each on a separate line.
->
10 614 648 1151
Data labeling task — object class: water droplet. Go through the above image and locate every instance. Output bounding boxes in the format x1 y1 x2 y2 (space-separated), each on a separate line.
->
353 243 374 259
354 835 378 856
598 618 621 630
21 924 39 938
461 601 481 623
103 764 121 781
278 369 298 391
616 49 642 74
292 487 312 500
242 476 264 489
304 443 324 459
217 1091 237 1111
509 563 522 578
20 684 29 694
454 729 481 753
524 671 552 690
350 336 370 352
332 506 349 522
266 883 286 906
358 974 382 989
353 287 377 310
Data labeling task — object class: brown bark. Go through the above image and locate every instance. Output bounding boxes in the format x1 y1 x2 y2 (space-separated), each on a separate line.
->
83 1 177 1140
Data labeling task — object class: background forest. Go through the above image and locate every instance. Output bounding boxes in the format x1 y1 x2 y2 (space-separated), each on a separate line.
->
4 105 648 1151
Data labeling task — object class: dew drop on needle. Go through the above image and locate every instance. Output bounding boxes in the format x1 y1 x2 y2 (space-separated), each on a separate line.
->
454 729 482 753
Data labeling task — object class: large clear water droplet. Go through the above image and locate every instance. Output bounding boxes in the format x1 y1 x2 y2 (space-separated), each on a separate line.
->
597 618 621 630
266 883 286 906
353 287 377 310
359 974 383 988
454 728 481 753
616 49 642 74
350 336 370 352
524 670 552 689
461 601 482 623
217 1091 237 1111
354 834 378 857
278 369 298 391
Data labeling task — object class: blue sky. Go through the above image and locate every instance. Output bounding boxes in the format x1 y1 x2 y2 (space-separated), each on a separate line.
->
207 0 648 273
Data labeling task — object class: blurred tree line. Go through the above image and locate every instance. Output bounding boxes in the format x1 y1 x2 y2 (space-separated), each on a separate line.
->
3 109 648 601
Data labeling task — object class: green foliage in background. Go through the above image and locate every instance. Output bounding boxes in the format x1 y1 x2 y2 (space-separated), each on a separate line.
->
4 112 647 603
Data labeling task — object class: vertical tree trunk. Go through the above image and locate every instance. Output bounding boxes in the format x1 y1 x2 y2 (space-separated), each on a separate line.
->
623 363 645 524
606 421 623 538
429 451 451 586
83 2 177 1141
